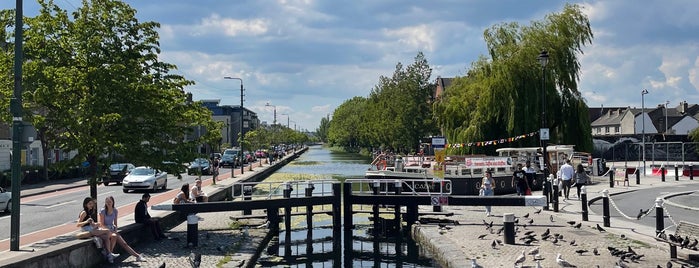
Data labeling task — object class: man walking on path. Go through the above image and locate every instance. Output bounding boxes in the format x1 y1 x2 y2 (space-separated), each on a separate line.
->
559 159 574 200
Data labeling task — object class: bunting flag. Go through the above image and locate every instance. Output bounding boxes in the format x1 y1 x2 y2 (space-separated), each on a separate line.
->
446 130 539 148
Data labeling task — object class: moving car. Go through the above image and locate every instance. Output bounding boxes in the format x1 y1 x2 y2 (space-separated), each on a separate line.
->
219 154 237 168
103 163 136 186
122 166 168 193
188 158 212 175
0 187 10 213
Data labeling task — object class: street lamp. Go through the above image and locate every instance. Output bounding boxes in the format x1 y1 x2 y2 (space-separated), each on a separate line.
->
265 103 277 125
537 50 550 210
641 89 649 170
224 76 245 175
281 113 290 128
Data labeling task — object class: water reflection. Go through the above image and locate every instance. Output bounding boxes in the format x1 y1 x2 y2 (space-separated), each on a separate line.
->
256 145 440 267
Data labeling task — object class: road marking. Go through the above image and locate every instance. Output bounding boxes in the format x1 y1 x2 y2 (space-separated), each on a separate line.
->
46 200 76 209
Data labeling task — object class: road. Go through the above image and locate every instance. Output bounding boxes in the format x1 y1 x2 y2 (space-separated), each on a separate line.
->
588 183 699 232
0 169 235 242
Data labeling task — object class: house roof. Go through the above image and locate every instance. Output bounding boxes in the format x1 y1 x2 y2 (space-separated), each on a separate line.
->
590 107 629 126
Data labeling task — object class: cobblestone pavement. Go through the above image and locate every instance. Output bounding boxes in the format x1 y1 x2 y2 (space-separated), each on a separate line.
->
104 211 268 268
412 178 699 268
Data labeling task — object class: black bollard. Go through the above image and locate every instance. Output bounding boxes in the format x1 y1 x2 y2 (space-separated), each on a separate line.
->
609 168 615 188
243 186 253 215
372 180 380 236
581 186 588 221
305 182 315 230
552 179 559 212
543 175 551 211
503 213 515 245
433 180 442 212
624 165 629 180
636 167 641 185
675 164 679 181
691 164 694 180
655 198 664 235
661 166 666 182
187 214 199 247
602 190 610 227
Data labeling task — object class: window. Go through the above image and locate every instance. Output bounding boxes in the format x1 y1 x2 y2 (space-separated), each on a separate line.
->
615 126 620 133
605 126 610 133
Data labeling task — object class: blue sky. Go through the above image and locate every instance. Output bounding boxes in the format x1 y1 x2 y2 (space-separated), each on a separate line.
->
3 0 699 132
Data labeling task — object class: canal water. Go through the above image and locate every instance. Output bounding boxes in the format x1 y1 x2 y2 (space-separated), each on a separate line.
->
255 145 441 267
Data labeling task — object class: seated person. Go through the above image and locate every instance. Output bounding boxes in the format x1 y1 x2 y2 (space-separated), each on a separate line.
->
134 193 167 240
77 197 116 263
174 184 194 204
99 196 145 261
190 179 208 202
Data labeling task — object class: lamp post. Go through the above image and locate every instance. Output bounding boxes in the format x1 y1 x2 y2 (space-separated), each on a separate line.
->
537 50 550 210
281 113 290 128
641 89 649 170
265 103 277 125
224 76 245 175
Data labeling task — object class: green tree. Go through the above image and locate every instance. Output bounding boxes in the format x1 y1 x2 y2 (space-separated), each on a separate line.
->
316 114 330 143
328 96 367 148
434 4 593 154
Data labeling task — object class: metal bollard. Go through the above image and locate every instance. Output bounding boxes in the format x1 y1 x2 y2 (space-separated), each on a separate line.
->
503 213 515 245
433 180 443 212
661 166 666 182
552 178 559 212
305 182 315 230
187 214 199 247
636 167 641 185
655 198 664 236
624 165 629 180
691 164 694 180
602 189 610 227
243 186 253 215
674 164 679 181
372 180 380 236
581 186 588 221
609 168 615 188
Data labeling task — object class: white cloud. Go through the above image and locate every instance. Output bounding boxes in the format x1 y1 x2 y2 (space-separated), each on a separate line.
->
383 24 436 52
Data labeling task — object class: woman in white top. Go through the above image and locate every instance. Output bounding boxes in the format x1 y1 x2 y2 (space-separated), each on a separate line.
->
98 196 144 261
174 183 193 204
480 170 496 216
190 179 208 202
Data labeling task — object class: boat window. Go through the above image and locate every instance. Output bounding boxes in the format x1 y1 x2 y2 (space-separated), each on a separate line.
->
473 168 483 175
461 169 469 176
497 167 507 173
445 169 452 175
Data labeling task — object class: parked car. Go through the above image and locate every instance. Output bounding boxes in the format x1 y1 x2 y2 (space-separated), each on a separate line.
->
210 153 222 160
103 163 136 186
122 166 168 193
0 187 10 213
219 154 237 168
188 158 212 175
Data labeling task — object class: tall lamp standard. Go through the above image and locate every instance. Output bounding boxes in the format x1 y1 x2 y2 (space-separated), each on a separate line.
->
265 103 277 125
224 76 245 175
641 89 649 171
537 50 550 210
281 113 290 128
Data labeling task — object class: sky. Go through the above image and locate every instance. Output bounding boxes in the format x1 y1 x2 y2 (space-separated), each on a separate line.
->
3 0 699 132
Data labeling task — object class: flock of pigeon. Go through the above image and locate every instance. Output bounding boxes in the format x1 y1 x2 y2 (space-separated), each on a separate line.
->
453 208 683 268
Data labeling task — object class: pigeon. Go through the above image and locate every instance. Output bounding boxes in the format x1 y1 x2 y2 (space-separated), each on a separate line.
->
573 223 582 229
528 218 535 224
478 234 488 239
159 262 166 268
552 237 559 245
627 246 636 255
542 228 550 237
666 261 672 268
491 240 497 249
496 239 503 245
616 260 630 268
514 250 526 267
575 249 588 255
570 239 576 246
471 258 483 268
524 230 536 236
528 247 540 256
550 215 555 222
636 209 649 220
556 253 577 267
687 239 698 249
523 213 530 218
567 221 576 226
534 208 542 214
596 224 606 232
189 252 201 268
593 247 599 255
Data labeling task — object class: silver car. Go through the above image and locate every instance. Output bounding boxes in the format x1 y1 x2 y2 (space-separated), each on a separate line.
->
122 166 168 193
0 187 11 213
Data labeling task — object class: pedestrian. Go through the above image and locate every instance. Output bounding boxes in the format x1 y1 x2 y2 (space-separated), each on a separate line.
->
98 196 145 262
523 160 537 189
559 159 575 200
190 179 208 202
211 157 220 181
480 170 496 216
134 193 167 241
77 197 116 263
573 164 589 199
174 183 193 204
511 163 529 196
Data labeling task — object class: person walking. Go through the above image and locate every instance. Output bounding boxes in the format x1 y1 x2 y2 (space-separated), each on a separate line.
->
98 196 145 262
573 164 590 199
511 163 529 196
559 159 575 200
480 170 496 216
523 160 537 190
134 193 167 241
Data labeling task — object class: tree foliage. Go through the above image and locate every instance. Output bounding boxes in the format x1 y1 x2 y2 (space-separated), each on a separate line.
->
0 0 219 198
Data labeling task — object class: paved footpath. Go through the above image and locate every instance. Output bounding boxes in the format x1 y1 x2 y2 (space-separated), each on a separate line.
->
413 176 699 268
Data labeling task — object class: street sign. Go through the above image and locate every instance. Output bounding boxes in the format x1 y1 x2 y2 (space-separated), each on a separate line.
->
540 128 550 140
431 195 449 206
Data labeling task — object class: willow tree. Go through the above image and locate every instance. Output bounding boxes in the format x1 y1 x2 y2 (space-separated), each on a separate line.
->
434 3 594 154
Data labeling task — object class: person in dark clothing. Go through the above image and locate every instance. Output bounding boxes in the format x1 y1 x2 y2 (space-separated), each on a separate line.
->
511 163 529 196
134 193 166 240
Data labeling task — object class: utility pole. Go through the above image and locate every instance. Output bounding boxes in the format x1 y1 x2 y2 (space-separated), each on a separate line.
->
10 0 24 251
